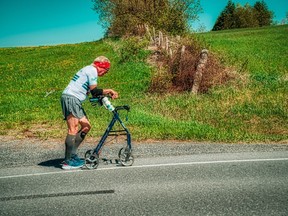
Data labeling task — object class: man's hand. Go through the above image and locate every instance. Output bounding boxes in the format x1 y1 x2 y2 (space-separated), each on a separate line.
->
103 89 118 99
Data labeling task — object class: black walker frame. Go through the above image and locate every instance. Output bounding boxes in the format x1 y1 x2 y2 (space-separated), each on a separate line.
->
84 96 134 169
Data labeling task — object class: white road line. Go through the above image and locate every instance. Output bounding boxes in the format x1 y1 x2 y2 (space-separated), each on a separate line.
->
1 157 288 179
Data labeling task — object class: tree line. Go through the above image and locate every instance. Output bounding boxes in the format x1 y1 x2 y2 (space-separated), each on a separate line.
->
212 0 273 31
92 0 275 37
92 0 201 37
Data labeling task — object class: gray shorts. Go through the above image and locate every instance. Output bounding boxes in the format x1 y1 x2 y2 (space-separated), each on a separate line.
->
61 94 87 120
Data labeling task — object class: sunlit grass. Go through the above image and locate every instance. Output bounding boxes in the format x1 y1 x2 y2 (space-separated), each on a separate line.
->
0 25 287 142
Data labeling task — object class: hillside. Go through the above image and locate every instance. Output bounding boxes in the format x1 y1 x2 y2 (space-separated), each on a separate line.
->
0 25 287 143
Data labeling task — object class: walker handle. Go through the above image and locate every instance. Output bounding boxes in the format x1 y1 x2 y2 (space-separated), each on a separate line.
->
115 105 130 112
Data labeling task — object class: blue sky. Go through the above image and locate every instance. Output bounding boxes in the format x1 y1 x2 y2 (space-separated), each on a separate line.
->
0 0 287 47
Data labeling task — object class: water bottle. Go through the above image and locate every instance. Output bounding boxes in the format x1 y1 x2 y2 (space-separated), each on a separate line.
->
102 97 115 112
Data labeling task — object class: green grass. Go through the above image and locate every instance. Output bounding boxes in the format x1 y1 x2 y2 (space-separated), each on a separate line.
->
0 25 287 143
198 25 288 142
200 25 287 76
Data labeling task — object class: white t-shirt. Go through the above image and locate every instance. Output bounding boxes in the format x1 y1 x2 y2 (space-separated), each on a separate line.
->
63 65 98 102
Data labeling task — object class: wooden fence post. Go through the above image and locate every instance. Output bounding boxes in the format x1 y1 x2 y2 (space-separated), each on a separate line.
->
165 36 169 51
191 49 209 94
159 31 163 47
180 45 186 58
169 48 173 58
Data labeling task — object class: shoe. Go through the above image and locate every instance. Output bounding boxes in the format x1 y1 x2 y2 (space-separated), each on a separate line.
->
61 158 84 170
72 154 85 163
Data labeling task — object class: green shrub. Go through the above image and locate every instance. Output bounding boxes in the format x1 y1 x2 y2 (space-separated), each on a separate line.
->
119 37 150 62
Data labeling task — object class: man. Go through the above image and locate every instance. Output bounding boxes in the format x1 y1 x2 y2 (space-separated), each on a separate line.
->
60 56 118 170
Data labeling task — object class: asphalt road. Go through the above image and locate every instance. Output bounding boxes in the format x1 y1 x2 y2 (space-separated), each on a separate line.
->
1 144 288 216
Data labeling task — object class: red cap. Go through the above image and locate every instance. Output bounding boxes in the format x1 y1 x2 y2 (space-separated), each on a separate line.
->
94 61 110 69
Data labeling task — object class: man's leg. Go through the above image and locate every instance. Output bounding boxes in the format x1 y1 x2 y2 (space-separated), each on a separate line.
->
73 116 91 155
65 134 76 161
65 114 80 160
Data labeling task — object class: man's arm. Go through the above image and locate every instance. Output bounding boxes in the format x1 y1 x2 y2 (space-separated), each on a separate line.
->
90 85 118 99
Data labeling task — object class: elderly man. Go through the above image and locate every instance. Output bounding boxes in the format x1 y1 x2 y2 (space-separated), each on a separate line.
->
60 56 118 170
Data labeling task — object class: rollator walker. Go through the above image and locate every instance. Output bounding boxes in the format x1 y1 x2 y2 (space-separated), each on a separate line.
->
84 96 134 169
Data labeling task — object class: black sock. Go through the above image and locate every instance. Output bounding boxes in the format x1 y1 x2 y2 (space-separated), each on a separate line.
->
72 131 87 155
65 134 76 161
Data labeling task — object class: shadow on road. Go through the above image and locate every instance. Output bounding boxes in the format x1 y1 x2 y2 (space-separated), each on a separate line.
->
38 159 63 168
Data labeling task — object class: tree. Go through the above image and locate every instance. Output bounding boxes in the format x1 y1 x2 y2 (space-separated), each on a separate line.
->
253 0 273 27
234 3 258 28
212 0 236 31
92 0 201 37
212 0 274 31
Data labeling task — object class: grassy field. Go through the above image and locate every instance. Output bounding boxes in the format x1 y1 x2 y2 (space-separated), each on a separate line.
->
0 25 287 143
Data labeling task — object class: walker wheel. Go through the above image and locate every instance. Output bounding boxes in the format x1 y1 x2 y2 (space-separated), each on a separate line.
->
118 147 134 166
84 149 99 169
